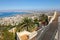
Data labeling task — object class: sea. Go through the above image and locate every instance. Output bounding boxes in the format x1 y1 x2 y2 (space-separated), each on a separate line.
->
0 12 31 18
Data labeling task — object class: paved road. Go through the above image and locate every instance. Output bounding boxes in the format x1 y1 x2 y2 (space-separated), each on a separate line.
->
58 17 60 40
41 16 58 40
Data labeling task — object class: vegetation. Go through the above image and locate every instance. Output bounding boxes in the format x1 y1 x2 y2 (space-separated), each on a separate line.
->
39 14 48 26
0 14 49 40
0 24 16 30
16 17 37 32
34 17 39 27
0 30 15 40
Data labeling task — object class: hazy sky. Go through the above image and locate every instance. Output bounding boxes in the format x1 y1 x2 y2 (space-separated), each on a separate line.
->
0 0 60 10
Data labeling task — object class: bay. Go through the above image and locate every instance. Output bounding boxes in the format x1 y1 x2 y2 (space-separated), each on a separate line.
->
0 12 31 18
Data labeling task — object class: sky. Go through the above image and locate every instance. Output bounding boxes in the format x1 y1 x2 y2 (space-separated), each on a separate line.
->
0 0 60 10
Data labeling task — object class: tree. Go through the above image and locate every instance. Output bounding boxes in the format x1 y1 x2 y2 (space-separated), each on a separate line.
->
34 17 39 27
39 14 48 26
17 17 36 32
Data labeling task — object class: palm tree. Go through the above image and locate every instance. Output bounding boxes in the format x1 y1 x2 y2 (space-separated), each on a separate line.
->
17 17 36 32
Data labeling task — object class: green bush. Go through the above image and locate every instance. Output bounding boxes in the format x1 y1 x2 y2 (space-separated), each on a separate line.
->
0 30 15 40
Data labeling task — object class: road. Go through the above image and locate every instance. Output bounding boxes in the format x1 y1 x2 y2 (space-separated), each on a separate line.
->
58 17 60 40
40 14 58 40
